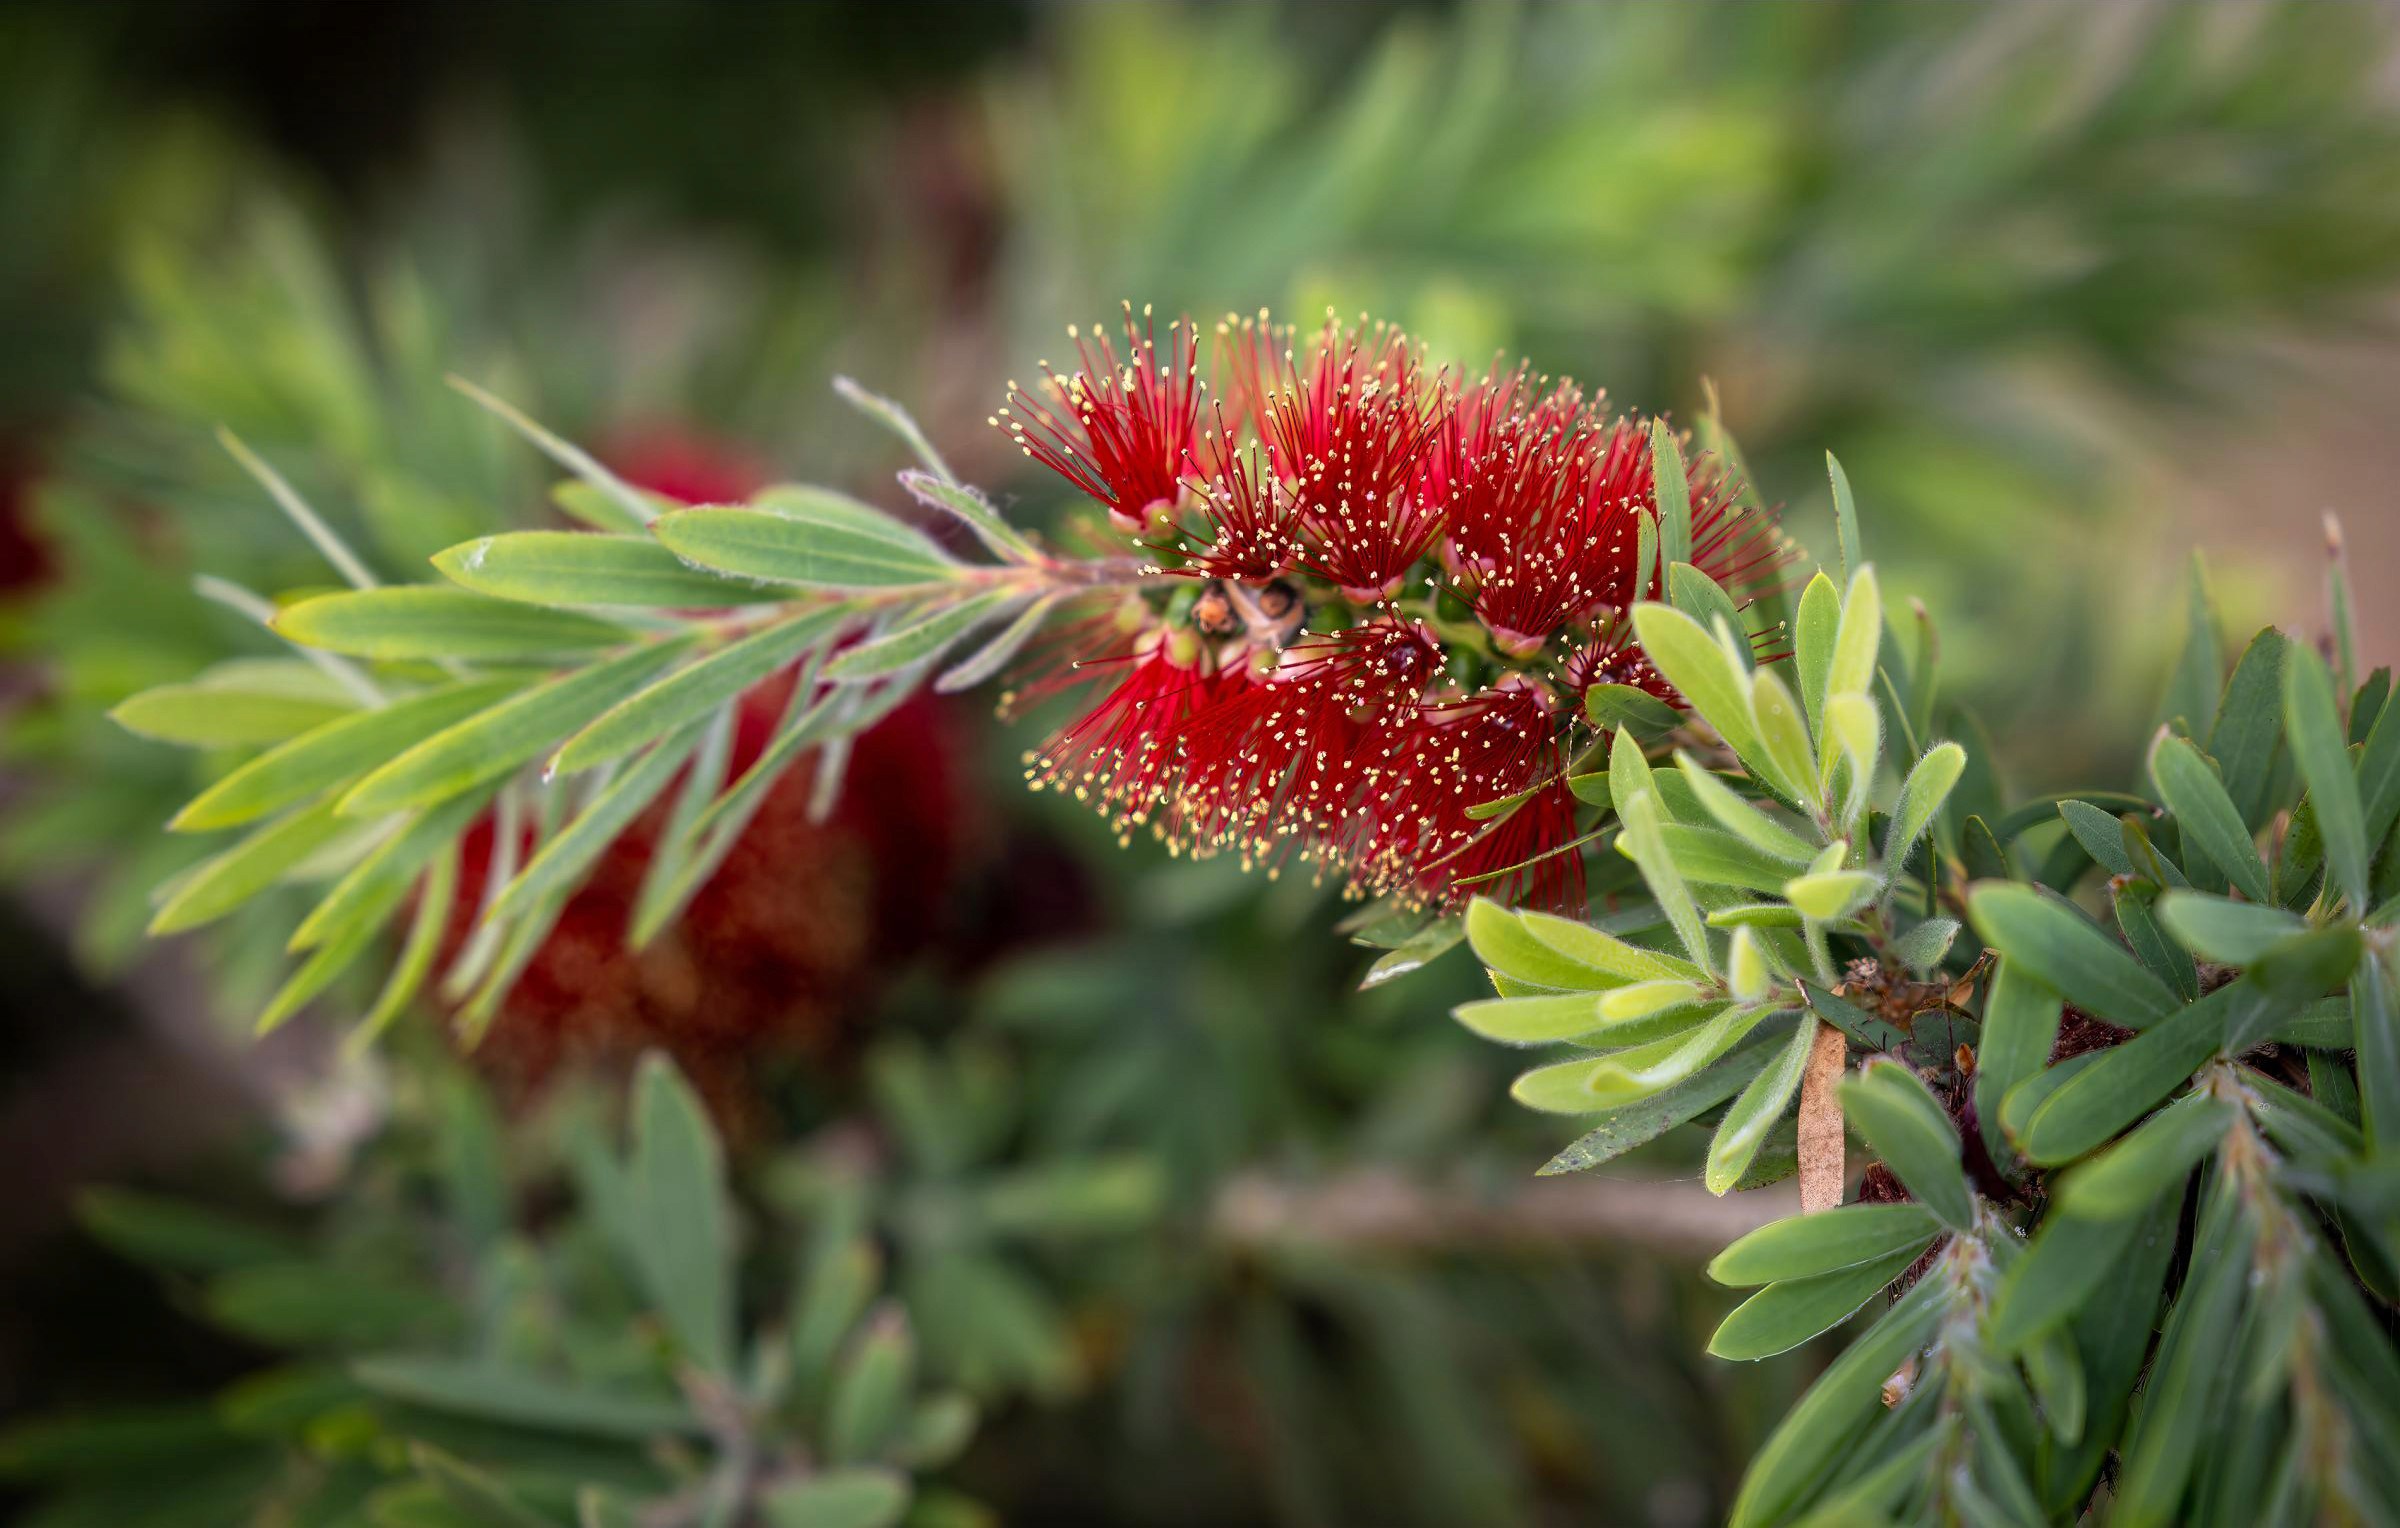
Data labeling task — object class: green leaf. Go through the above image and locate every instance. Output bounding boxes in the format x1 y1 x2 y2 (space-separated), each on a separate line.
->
449 375 659 530
1827 565 1881 700
1825 453 1863 581
341 636 697 817
1882 741 1965 881
74 1188 296 1275
408 1443 551 1528
1839 1059 1975 1230
899 467 1034 561
356 843 454 1044
1730 1276 1943 1528
2209 628 2287 827
2148 734 2270 904
1793 571 1840 731
1669 560 1746 653
1358 916 1466 989
2359 670 2400 850
791 1236 881 1393
290 786 493 951
2242 925 2362 1007
488 726 707 924
825 590 1026 682
2360 952 2399 1155
2153 891 2307 966
1750 667 1817 804
1537 1029 1787 1173
1662 823 1814 894
826 1310 915 1465
275 587 630 660
936 592 1059 694
626 1053 733 1374
2051 1092 2235 1220
2023 1326 2087 1447
2017 990 2230 1165
2113 880 2196 1001
149 798 351 935
1708 1247 1918 1361
1587 1004 1774 1108
1889 917 1959 976
2057 799 2137 879
763 1469 911 1528
1467 899 1642 990
2286 641 2370 910
1632 603 1762 763
1989 1210 2145 1355
555 607 847 774
1676 754 1815 864
1651 420 1692 570
834 375 957 483
1987 959 2064 1175
1967 883 2177 1030
2161 554 2224 735
1452 992 1603 1046
1705 1011 1816 1193
433 531 783 607
203 1263 453 1349
1783 870 1877 924
351 1356 699 1439
1585 682 1683 740
654 502 956 590
1709 1203 1944 1287
1616 791 1711 973
112 680 354 748
172 678 527 831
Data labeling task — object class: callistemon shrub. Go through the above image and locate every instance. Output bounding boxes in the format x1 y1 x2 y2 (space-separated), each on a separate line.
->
108 307 2400 1523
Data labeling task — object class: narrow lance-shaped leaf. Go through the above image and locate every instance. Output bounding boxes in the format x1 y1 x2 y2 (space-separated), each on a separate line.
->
1882 740 1965 885
1706 1011 1816 1195
1827 564 1881 700
1707 1246 1920 1361
2153 891 2308 966
1651 420 1692 570
898 468 1035 561
2286 641 2370 910
1709 1203 1943 1286
2148 733 2270 904
2210 628 2287 827
172 677 529 832
433 531 784 608
341 636 698 818
554 606 850 775
1840 1058 1976 1230
654 501 956 591
1967 883 2178 1030
489 725 709 925
275 586 631 661
825 588 1028 682
149 798 354 935
1633 603 1764 766
1826 451 1863 581
627 1053 734 1374
1975 958 2061 1173
1617 790 1711 973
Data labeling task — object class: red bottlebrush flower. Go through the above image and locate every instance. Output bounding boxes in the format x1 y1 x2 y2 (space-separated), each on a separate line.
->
1163 618 1446 862
999 304 1793 917
1355 685 1584 915
996 304 1201 534
1026 625 1226 833
1229 313 1446 603
1181 412 1302 582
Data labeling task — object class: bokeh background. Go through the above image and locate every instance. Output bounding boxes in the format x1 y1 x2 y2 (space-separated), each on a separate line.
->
3 2 2398 1524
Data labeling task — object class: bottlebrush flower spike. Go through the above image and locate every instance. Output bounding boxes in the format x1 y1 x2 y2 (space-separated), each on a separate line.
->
1001 306 1791 914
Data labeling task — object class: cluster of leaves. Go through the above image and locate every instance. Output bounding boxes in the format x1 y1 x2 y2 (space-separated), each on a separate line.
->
0 1056 992 1528
1446 495 2400 1520
99 372 1103 1040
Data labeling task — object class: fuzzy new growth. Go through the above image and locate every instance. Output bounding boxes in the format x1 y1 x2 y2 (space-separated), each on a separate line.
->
1005 307 1788 913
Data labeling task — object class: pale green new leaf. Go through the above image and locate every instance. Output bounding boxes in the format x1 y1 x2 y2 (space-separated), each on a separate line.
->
554 607 850 775
1882 741 1965 883
1633 603 1762 763
1705 1010 1814 1194
150 798 353 935
1827 564 1882 699
1618 790 1711 972
825 589 1027 682
1676 754 1815 864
